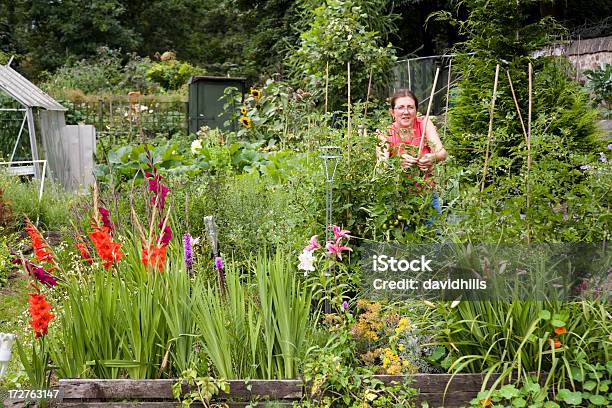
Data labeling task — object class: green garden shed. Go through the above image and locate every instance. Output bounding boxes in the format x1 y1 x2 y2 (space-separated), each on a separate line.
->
188 76 246 134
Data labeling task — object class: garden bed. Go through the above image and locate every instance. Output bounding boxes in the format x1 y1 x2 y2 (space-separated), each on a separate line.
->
2 373 529 408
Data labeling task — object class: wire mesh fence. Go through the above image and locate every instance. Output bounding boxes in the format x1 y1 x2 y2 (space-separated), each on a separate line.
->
61 97 188 159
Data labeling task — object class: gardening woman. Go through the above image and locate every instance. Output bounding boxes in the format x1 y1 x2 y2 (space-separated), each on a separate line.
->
377 88 447 215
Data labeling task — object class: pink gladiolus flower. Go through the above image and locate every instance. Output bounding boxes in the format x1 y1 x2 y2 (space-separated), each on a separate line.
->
326 238 352 260
304 235 321 252
332 225 350 240
146 172 169 209
159 225 172 246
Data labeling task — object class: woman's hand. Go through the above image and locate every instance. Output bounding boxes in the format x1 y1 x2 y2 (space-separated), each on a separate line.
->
417 154 435 171
401 154 418 169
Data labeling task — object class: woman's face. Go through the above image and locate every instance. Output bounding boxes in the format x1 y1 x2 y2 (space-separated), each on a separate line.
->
390 96 417 129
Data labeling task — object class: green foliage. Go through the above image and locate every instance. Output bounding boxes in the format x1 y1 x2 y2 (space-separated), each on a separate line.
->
325 113 441 244
42 48 200 96
0 170 79 231
194 252 312 379
15 337 52 394
584 63 612 113
288 0 397 109
146 59 203 91
172 368 230 408
224 79 320 146
41 47 126 95
435 298 611 406
300 330 418 407
434 0 607 244
470 377 555 408
0 229 13 287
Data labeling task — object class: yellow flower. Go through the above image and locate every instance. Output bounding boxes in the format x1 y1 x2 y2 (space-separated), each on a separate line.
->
395 317 410 333
398 343 405 352
240 106 247 115
250 87 261 99
239 116 252 128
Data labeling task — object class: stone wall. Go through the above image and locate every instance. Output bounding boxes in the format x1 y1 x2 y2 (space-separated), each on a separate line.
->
533 35 612 80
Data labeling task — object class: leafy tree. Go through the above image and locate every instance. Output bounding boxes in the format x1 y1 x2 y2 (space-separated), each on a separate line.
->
436 0 606 243
22 0 137 74
287 0 398 110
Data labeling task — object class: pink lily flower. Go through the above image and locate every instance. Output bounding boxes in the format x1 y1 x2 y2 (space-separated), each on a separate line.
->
326 238 352 260
332 225 350 240
304 235 322 252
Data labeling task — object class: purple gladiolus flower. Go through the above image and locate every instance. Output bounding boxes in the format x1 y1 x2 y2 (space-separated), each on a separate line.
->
32 264 57 288
342 300 349 310
215 256 223 270
215 256 226 292
99 207 114 231
183 233 194 271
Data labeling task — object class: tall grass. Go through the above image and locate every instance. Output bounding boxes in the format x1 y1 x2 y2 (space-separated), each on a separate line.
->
0 170 79 230
48 245 312 380
193 251 312 379
436 299 610 391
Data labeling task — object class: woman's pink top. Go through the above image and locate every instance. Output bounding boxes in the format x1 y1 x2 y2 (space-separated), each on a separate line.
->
385 116 431 157
382 116 434 187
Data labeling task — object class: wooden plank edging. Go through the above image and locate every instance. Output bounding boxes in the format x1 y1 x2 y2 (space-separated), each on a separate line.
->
51 373 544 407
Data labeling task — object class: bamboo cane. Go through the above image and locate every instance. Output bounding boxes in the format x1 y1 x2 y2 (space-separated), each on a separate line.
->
480 64 500 193
526 62 533 243
347 61 351 164
506 70 528 144
324 61 329 116
364 68 373 117
418 67 440 155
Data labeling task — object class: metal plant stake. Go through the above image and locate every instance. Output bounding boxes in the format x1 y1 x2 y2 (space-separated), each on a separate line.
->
319 146 342 313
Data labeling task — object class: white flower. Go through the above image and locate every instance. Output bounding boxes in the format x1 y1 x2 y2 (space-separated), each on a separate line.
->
298 250 316 274
191 139 203 154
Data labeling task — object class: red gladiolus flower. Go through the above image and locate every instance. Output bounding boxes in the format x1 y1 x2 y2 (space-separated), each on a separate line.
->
89 226 124 270
28 293 55 338
25 222 55 265
75 241 93 264
142 244 167 272
554 326 567 335
552 338 561 348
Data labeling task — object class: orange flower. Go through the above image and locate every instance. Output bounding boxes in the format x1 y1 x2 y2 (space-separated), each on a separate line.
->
75 237 94 264
89 226 124 270
142 244 167 272
480 398 492 407
25 222 55 265
28 293 55 338
552 337 561 348
554 326 567 335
